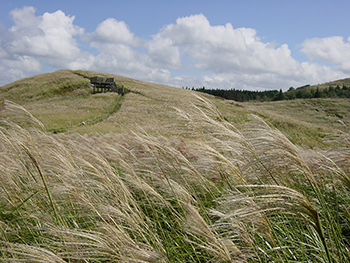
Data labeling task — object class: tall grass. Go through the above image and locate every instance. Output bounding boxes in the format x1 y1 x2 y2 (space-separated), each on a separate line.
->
0 97 349 262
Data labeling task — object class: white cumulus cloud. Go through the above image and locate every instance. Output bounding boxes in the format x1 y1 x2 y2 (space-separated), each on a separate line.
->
86 18 139 45
301 36 350 72
86 18 171 83
6 7 83 61
147 14 346 89
147 35 181 69
0 6 92 85
149 14 301 76
0 9 349 90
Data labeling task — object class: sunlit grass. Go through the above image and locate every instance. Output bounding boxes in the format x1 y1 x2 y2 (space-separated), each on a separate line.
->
1 97 350 262
2 69 350 147
2 70 350 262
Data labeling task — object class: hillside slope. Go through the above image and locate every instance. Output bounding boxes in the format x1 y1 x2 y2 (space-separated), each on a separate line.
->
1 69 350 147
1 70 350 262
0 69 196 135
310 77 350 90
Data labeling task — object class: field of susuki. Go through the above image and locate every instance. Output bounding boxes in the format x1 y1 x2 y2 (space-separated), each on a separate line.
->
1 70 350 262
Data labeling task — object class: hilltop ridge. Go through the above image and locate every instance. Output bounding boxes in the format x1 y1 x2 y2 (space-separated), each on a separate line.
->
0 69 198 135
309 77 350 90
1 69 350 148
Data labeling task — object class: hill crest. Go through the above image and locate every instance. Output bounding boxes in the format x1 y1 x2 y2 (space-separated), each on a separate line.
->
1 70 350 149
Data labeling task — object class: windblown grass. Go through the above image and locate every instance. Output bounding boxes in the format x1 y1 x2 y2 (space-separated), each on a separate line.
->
244 98 350 147
1 97 350 262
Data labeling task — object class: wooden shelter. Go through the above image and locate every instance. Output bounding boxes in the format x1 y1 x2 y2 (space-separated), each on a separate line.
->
90 77 124 95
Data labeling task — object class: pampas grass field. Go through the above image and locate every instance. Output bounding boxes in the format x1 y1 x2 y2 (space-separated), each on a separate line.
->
1 93 350 262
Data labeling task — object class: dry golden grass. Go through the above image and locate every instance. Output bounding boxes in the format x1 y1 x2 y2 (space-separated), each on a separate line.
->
243 98 350 147
1 71 350 262
2 69 350 148
1 98 350 262
1 70 198 135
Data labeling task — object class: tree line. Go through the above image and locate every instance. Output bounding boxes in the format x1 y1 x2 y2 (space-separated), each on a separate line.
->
191 84 350 102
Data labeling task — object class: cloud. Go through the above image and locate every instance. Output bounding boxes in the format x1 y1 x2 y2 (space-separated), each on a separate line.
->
149 14 347 89
6 7 83 61
0 6 91 85
4 55 41 72
0 6 172 86
83 17 172 82
86 19 171 83
147 35 181 69
0 55 41 85
86 18 139 45
8 6 42 36
301 36 350 72
89 43 171 82
0 9 348 90
149 14 301 76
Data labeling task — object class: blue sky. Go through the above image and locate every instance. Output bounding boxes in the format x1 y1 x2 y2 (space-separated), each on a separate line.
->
1 0 350 90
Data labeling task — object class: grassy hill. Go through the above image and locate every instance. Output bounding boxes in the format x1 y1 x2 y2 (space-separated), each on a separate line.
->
281 77 350 100
1 70 350 262
2 69 350 146
309 77 350 90
0 69 198 135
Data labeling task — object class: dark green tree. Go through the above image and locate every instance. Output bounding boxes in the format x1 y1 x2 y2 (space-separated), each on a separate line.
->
314 87 322 98
274 89 285 101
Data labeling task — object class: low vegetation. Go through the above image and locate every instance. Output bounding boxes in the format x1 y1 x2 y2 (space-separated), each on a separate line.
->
1 71 350 262
1 93 350 262
194 77 350 102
